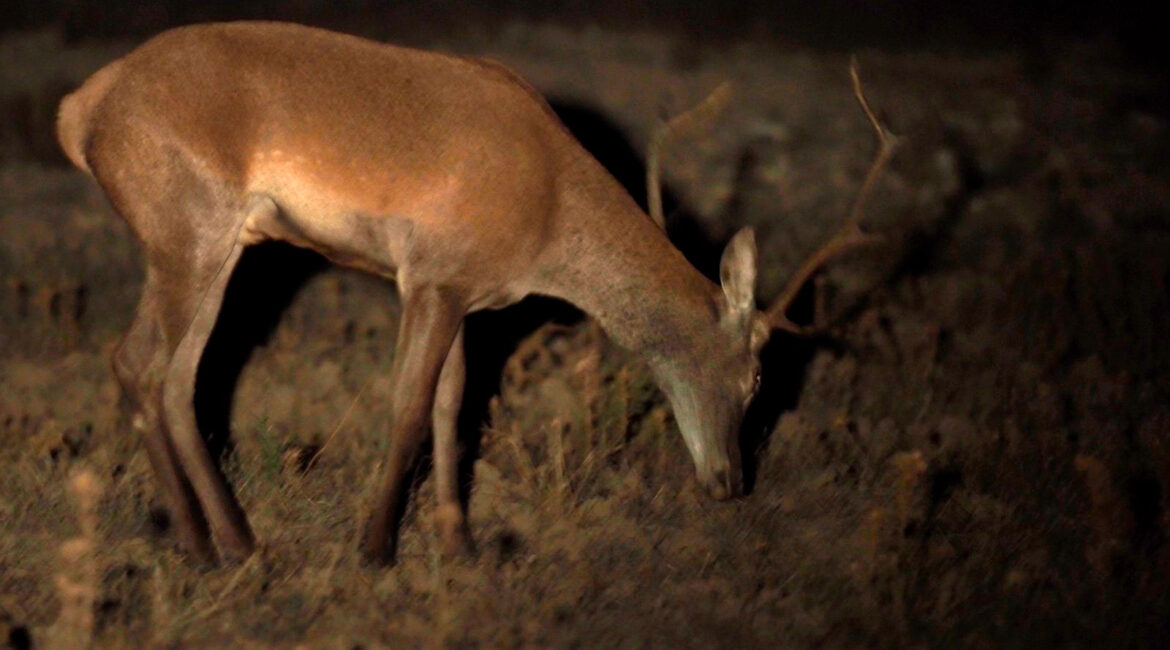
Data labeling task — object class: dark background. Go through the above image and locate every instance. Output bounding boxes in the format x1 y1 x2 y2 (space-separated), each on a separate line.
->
2 2 1168 648
1 0 1164 58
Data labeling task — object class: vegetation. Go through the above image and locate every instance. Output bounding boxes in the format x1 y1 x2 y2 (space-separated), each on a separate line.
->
2 17 1168 648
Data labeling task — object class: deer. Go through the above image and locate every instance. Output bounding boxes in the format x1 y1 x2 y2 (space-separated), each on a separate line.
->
56 21 895 566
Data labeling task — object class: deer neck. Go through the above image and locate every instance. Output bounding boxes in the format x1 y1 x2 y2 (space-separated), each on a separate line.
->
531 175 722 359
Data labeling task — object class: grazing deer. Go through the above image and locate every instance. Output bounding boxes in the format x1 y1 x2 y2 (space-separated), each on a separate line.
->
57 21 894 565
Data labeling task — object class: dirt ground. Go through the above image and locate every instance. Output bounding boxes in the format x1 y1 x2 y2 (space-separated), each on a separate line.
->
2 10 1169 649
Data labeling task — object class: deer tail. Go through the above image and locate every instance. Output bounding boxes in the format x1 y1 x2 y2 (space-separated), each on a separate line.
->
56 58 126 175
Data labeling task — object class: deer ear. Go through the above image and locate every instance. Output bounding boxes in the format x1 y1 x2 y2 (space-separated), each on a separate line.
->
720 227 758 320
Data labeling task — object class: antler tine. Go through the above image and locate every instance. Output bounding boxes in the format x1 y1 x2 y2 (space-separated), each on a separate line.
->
647 82 733 230
766 58 898 334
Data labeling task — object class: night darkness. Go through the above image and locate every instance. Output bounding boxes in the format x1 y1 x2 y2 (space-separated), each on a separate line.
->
2 2 1168 648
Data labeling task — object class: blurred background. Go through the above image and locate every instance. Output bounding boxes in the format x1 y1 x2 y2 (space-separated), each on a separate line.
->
2 0 1164 56
1 2 1167 649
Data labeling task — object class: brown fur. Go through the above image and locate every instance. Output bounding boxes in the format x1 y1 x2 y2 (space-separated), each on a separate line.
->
58 21 768 566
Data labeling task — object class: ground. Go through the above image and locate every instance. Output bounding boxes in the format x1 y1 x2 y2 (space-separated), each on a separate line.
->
1 13 1169 649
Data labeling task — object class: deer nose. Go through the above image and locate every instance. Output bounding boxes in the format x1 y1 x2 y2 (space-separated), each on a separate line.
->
705 466 742 501
707 478 730 500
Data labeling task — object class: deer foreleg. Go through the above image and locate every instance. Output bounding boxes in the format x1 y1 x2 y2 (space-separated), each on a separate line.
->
363 287 464 566
431 325 474 558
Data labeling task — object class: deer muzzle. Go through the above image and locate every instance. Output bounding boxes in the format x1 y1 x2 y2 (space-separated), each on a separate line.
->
700 461 743 501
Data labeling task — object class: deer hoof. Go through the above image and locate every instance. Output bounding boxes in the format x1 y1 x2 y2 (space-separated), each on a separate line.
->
434 503 475 559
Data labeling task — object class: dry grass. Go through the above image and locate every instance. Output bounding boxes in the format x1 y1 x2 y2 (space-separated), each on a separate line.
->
43 470 102 649
2 18 1169 649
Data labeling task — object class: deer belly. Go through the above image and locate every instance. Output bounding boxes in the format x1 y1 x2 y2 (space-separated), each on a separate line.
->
242 189 410 279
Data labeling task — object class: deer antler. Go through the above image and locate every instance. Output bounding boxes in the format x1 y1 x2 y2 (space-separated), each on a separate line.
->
765 59 898 334
646 82 733 230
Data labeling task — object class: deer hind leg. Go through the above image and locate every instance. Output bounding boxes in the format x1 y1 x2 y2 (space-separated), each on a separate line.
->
363 286 464 566
91 125 275 562
431 325 475 558
112 268 213 562
154 232 256 563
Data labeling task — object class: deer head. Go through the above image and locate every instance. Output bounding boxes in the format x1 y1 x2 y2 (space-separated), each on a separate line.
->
646 228 767 498
647 61 897 499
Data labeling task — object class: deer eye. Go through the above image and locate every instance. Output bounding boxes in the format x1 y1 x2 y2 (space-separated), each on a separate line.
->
751 368 761 393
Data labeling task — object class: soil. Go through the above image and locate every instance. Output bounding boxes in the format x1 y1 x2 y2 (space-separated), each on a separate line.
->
2 8 1168 649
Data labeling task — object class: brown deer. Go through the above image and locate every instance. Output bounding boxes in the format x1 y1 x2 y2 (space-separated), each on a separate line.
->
56 21 894 566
